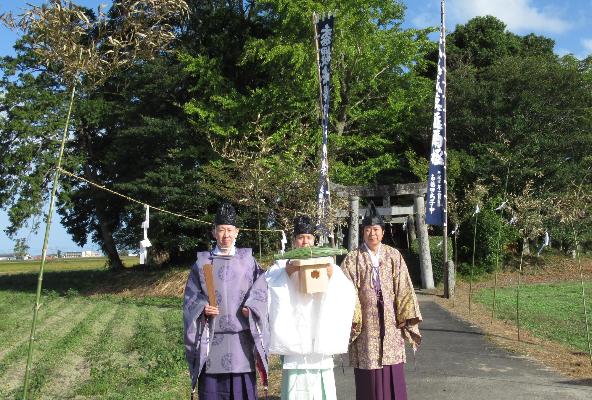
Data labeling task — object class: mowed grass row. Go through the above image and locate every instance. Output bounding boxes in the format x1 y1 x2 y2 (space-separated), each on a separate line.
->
474 281 592 352
0 291 189 400
0 257 139 275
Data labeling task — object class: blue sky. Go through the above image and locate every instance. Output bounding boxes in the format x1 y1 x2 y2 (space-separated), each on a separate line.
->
0 1 103 254
1 1 590 58
1 0 591 254
403 0 592 59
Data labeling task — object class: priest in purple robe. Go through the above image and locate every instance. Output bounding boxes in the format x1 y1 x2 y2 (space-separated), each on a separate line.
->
183 202 269 400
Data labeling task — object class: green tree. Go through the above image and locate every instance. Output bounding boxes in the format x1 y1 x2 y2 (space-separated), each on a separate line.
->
57 56 216 264
0 45 69 236
13 238 30 258
446 16 521 69
439 16 592 263
182 0 435 234
0 1 193 268
449 54 592 196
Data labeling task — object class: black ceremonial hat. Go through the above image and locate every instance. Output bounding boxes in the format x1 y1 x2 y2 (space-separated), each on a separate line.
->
215 202 237 226
293 215 315 236
361 201 384 227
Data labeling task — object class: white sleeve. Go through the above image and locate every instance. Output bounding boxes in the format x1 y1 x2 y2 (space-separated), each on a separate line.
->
268 264 314 355
314 265 356 355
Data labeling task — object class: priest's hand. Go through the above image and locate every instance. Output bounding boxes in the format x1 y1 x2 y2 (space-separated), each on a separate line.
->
242 307 250 318
204 305 219 316
285 261 299 277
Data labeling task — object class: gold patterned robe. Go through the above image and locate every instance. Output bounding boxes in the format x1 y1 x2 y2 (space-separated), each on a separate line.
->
340 244 422 370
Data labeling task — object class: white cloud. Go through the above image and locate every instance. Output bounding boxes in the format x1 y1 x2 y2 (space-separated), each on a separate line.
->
582 38 592 53
449 0 571 34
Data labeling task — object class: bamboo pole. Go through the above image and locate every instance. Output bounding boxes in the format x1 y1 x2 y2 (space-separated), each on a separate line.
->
469 210 477 313
491 165 510 323
566 167 592 366
573 228 592 366
443 211 450 294
21 82 77 400
491 265 498 322
451 225 458 308
255 168 262 258
440 0 453 299
454 227 458 274
516 246 524 342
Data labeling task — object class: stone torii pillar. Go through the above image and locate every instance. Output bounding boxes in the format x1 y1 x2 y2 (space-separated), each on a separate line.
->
348 195 359 250
414 195 435 290
407 214 417 243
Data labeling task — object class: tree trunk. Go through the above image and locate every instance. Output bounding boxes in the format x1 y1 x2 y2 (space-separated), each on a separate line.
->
79 127 123 270
522 237 530 256
94 196 124 270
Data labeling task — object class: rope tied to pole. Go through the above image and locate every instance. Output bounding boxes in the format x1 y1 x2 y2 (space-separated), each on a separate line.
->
57 167 284 234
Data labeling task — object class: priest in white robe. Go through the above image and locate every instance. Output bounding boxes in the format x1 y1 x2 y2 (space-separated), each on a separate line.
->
266 215 356 400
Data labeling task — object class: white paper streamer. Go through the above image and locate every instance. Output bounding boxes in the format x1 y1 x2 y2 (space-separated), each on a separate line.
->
451 224 459 236
537 230 550 256
280 230 287 254
140 205 152 264
543 230 550 246
494 201 507 211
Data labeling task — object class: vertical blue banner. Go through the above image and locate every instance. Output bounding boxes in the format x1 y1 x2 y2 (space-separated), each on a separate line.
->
426 2 447 226
316 15 334 238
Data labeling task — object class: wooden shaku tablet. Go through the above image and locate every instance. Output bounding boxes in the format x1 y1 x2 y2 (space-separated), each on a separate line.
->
202 264 217 307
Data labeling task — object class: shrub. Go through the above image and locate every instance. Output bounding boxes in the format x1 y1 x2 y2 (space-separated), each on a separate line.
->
458 202 519 273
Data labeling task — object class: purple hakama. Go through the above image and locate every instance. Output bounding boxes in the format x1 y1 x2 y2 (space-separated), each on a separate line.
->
198 370 257 400
354 363 407 400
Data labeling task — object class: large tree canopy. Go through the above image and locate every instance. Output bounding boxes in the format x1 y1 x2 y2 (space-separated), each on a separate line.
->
182 0 434 231
1 4 590 267
439 16 592 264
0 3 203 267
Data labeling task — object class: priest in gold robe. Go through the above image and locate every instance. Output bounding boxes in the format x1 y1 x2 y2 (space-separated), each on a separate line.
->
340 202 422 400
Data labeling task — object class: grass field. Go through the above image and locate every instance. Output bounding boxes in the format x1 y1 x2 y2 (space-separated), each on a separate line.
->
0 262 281 399
474 282 592 353
0 256 197 399
0 257 138 275
0 289 189 400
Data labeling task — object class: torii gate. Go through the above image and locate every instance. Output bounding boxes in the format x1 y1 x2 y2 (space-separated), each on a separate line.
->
330 182 434 290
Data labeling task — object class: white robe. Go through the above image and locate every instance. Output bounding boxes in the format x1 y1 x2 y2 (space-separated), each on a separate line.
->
266 259 356 369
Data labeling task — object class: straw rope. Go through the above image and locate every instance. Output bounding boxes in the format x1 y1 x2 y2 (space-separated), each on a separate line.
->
57 167 283 233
